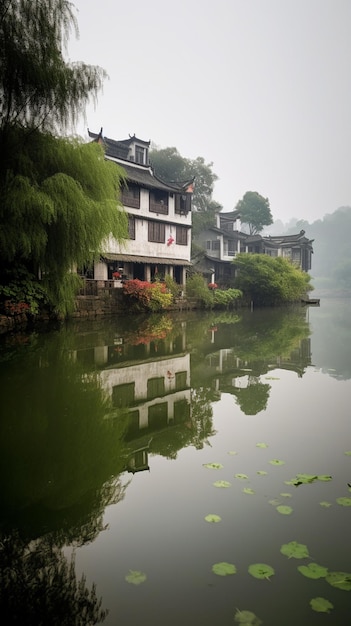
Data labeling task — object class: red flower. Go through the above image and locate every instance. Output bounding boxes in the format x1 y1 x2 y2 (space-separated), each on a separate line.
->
208 282 218 289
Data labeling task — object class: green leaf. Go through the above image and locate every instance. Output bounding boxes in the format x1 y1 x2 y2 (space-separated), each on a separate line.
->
213 480 231 488
280 493 292 498
257 470 268 476
235 473 249 480
228 450 238 455
256 442 268 448
234 609 262 625
326 571 351 591
310 597 333 613
344 451 351 456
280 541 309 559
298 563 329 579
276 505 293 515
204 514 222 523
289 473 317 485
317 475 332 481
125 570 147 585
319 501 332 508
212 562 237 576
269 459 285 466
203 462 224 470
248 563 275 580
336 497 351 506
243 487 255 495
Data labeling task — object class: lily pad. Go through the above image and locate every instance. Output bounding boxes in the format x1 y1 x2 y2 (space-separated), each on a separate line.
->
256 442 268 448
248 563 275 580
276 505 293 515
213 480 231 488
336 497 351 506
228 451 238 455
125 570 147 585
319 501 332 508
344 451 351 456
290 473 317 486
280 492 292 498
310 597 333 613
235 473 249 480
243 487 255 495
326 571 351 591
298 563 329 579
234 609 262 625
203 462 224 470
280 541 309 559
204 514 222 523
317 475 332 481
268 499 280 506
257 470 268 476
212 562 237 576
269 459 285 466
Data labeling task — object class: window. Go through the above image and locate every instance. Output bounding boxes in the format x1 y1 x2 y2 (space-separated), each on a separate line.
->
112 383 135 408
175 371 187 389
227 240 236 256
121 183 140 209
148 221 165 243
128 215 135 239
147 377 165 399
149 189 168 214
175 193 191 214
212 240 220 250
176 226 188 246
135 145 145 164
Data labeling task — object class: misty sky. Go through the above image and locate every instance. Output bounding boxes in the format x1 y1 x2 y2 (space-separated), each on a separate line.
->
67 0 351 224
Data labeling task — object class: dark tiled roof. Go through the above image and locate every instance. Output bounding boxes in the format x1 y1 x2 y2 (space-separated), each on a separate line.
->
118 162 186 192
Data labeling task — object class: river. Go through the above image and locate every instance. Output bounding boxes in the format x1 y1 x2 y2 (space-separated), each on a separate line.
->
0 298 350 625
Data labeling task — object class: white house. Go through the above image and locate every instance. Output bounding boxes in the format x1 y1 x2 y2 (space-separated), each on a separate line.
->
88 129 193 287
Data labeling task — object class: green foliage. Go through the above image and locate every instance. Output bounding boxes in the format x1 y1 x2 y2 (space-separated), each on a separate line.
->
122 279 172 312
185 273 214 307
0 266 48 314
164 274 182 298
234 253 312 305
149 145 221 214
213 288 242 308
235 191 273 234
0 0 106 133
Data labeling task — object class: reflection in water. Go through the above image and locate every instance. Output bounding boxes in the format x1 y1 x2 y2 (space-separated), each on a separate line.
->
1 304 341 625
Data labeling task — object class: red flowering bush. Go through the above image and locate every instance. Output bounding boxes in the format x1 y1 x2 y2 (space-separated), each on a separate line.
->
123 279 172 311
208 282 218 289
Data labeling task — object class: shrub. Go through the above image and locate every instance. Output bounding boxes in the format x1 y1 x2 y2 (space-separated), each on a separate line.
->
122 279 173 312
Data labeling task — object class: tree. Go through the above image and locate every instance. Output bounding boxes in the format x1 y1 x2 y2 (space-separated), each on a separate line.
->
0 1 128 315
149 145 221 214
235 191 273 234
233 253 312 306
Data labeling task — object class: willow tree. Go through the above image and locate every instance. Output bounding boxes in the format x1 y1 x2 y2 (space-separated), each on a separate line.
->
0 1 128 315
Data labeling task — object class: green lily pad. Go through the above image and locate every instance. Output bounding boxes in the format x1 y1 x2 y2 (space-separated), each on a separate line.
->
317 475 332 481
269 459 285 466
290 473 317 485
344 451 351 456
310 597 333 613
235 473 249 480
125 570 147 585
298 563 329 579
212 562 237 576
257 470 268 476
203 462 224 470
213 480 231 488
228 451 238 455
248 563 275 580
243 487 255 495
204 514 222 523
268 499 280 506
276 505 293 515
280 492 292 498
234 609 262 625
320 501 332 508
326 571 351 591
256 442 268 448
280 541 309 559
336 497 351 506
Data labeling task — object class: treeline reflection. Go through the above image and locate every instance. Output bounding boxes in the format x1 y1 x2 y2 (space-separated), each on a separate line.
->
0 306 313 623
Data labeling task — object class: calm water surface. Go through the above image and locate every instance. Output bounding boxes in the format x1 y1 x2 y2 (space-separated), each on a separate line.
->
0 299 350 625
